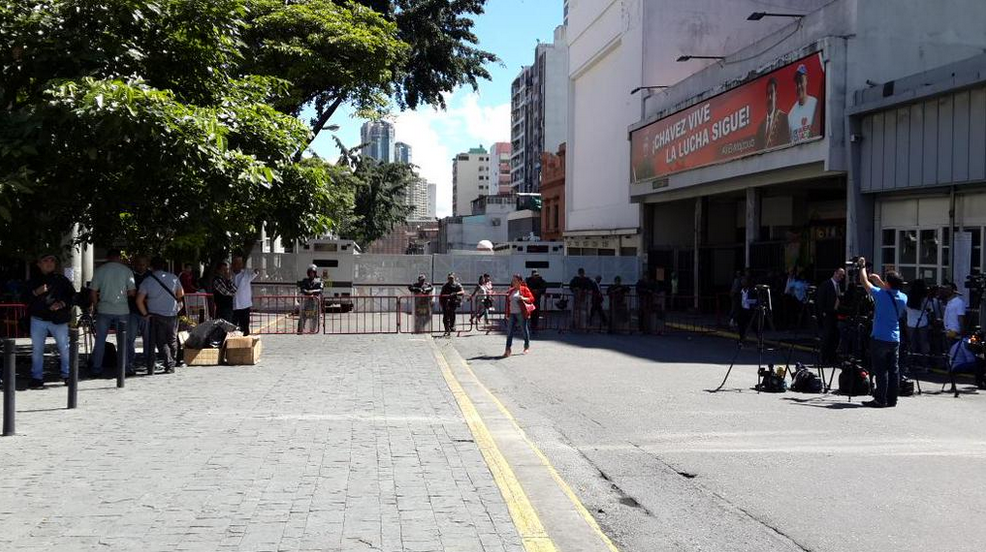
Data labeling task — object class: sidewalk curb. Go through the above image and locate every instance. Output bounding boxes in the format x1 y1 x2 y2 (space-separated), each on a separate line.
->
430 338 620 552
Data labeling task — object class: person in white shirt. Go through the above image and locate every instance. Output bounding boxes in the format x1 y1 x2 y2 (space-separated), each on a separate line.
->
904 280 933 372
942 282 966 346
788 64 819 143
736 278 757 343
231 256 259 335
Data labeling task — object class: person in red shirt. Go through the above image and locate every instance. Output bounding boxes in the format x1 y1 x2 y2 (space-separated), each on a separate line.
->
503 274 535 357
179 263 198 294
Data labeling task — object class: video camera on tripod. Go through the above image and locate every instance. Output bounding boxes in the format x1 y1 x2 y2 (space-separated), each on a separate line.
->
753 284 773 313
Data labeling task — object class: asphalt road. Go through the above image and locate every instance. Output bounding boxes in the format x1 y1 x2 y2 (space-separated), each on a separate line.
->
449 331 986 552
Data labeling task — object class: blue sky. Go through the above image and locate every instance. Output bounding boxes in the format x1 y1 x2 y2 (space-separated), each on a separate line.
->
308 0 564 217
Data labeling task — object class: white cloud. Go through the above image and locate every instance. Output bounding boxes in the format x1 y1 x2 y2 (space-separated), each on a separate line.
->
394 89 511 217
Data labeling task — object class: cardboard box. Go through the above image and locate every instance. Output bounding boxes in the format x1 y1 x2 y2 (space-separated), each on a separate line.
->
184 347 222 366
224 336 262 365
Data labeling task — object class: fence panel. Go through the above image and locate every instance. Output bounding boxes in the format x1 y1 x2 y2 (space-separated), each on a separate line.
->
0 304 27 339
252 295 303 334
400 295 472 336
323 296 399 335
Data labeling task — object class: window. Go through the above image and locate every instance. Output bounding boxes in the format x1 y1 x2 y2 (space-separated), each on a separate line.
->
892 228 940 284
527 245 549 253
621 247 637 256
525 261 550 269
881 229 896 273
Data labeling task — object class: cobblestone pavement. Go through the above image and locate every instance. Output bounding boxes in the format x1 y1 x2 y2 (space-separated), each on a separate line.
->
0 334 524 552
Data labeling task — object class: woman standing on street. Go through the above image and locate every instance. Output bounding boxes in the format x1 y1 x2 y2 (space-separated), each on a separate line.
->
469 273 494 326
504 274 535 357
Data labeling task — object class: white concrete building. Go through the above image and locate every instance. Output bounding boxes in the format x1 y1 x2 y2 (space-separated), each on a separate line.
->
565 0 829 257
451 147 491 216
488 142 512 194
426 182 437 219
625 0 986 299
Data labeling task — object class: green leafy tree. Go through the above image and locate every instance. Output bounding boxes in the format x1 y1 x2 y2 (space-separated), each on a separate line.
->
0 0 495 260
243 0 497 148
0 1 347 259
333 139 414 247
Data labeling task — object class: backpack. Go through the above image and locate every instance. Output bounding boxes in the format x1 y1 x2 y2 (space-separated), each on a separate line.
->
791 363 824 393
838 361 871 397
756 365 787 393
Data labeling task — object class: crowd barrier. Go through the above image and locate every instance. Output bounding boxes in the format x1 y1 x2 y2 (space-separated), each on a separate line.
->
1 304 28 339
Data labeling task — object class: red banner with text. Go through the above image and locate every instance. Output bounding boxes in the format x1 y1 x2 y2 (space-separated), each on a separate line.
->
631 53 825 184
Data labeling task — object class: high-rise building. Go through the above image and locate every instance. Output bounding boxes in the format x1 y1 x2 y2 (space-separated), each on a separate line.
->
395 141 412 164
488 143 513 195
451 147 490 217
360 120 395 162
426 183 437 219
510 26 569 195
403 177 430 220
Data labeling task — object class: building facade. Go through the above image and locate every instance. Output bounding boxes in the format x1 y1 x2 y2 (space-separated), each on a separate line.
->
426 182 437 219
452 147 491 216
360 120 396 162
510 26 568 195
565 0 829 260
851 53 986 299
541 143 566 241
626 0 986 302
394 141 412 164
489 142 513 194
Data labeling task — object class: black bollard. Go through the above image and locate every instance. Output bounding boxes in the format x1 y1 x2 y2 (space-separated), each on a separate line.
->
3 338 15 436
68 328 79 409
116 322 127 389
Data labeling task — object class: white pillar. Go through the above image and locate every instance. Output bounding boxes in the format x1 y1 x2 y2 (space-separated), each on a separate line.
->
64 224 83 290
81 242 94 287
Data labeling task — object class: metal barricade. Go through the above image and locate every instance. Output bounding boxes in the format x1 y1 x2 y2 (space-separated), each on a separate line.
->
400 295 471 336
183 293 214 324
324 296 399 335
252 295 302 334
1 303 27 339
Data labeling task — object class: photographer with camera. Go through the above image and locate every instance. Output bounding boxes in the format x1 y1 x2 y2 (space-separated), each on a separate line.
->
857 258 907 408
816 268 845 364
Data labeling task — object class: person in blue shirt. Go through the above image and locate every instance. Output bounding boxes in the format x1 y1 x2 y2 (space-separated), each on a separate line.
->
857 257 907 408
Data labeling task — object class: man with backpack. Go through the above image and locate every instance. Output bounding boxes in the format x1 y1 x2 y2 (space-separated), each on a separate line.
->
136 257 184 374
857 257 907 408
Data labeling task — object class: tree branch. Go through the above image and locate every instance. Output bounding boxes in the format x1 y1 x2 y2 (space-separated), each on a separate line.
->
295 95 346 161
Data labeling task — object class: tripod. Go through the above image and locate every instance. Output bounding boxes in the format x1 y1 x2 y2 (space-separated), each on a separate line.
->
712 302 772 393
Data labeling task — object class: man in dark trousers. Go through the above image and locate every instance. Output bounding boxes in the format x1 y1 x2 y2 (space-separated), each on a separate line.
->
24 253 76 388
568 268 593 328
297 264 323 334
816 267 845 364
857 258 907 408
525 270 548 331
439 273 464 336
408 274 435 334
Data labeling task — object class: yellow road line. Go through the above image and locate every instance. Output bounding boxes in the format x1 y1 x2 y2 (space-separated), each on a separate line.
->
446 349 622 552
432 344 558 552
256 313 290 334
